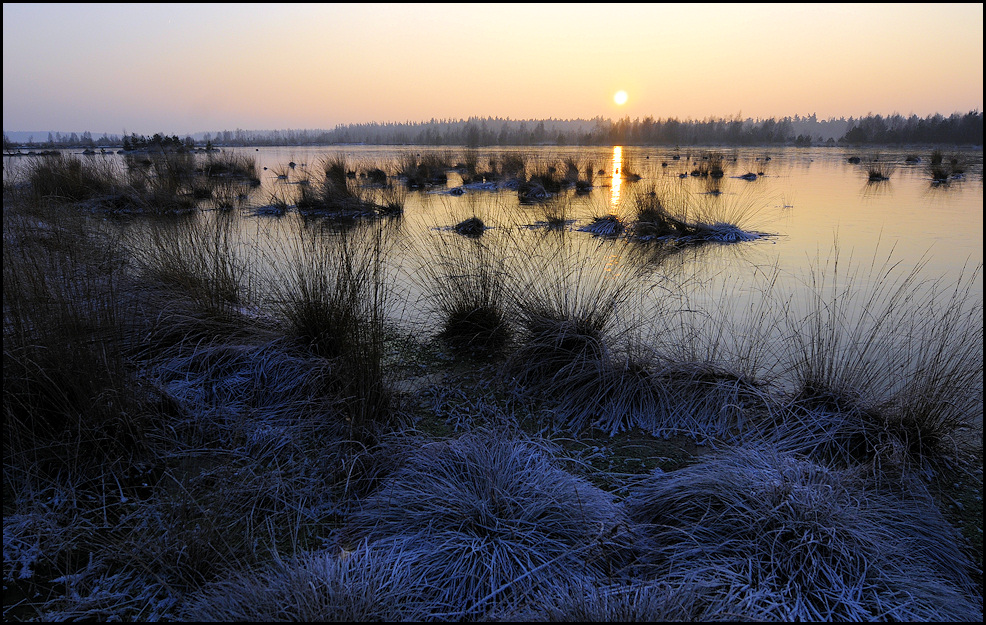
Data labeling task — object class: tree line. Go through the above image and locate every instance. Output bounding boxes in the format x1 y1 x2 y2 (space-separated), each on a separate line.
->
4 110 981 151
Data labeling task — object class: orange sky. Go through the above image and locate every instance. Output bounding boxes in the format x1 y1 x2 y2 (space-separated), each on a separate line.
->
3 3 983 134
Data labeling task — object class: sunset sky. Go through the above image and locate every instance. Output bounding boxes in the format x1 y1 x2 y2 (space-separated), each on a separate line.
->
3 3 983 135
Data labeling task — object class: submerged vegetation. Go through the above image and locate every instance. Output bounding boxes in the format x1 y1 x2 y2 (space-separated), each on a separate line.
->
3 146 982 621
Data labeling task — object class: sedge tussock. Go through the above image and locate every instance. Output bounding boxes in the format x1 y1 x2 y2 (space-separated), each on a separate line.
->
345 431 632 618
626 445 981 621
772 241 983 474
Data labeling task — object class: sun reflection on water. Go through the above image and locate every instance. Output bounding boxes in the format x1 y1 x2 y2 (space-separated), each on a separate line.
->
610 146 622 212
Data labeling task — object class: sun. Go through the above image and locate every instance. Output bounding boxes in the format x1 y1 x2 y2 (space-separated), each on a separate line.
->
614 90 628 105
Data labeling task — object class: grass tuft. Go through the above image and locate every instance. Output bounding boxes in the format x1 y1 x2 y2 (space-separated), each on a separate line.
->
413 228 515 358
345 431 632 618
626 445 981 621
773 243 983 475
274 221 397 435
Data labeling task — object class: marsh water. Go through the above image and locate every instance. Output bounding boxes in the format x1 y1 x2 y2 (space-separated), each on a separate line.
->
5 144 983 343
234 144 984 288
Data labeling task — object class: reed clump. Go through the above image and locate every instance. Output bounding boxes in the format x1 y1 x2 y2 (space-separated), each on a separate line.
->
928 149 965 182
129 212 250 327
503 237 661 431
413 229 515 358
295 155 393 220
199 152 260 185
625 183 769 244
397 150 451 188
772 246 983 476
3 207 152 480
631 187 693 240
274 222 396 435
537 197 572 230
24 153 117 205
691 151 725 178
866 163 893 182
518 159 564 204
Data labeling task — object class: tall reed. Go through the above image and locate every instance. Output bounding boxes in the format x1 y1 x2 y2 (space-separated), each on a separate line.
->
3 204 149 482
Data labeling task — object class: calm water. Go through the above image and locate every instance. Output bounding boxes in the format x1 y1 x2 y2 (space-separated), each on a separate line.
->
228 145 983 313
236 144 983 268
4 145 983 329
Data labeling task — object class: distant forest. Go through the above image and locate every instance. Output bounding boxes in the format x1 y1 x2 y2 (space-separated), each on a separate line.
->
4 110 982 150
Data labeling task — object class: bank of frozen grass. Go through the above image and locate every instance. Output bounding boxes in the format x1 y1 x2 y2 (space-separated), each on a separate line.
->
181 432 634 621
3 152 982 621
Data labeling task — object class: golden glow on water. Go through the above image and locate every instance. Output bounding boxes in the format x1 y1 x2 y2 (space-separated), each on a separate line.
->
610 146 622 212
604 253 622 278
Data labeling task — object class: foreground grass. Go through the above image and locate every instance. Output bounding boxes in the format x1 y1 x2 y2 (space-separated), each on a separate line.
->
3 159 982 621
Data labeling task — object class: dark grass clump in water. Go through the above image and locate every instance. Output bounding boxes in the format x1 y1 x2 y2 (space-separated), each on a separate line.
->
689 151 725 178
396 150 451 188
454 215 486 238
620 148 643 182
295 155 397 220
129 151 201 214
365 166 388 186
377 182 407 216
928 149 965 183
530 197 573 230
579 213 626 237
274 221 396 436
929 149 951 182
625 446 981 621
21 153 196 215
413 229 515 358
618 184 771 245
631 187 693 240
122 151 260 215
772 244 983 476
198 152 261 185
866 163 893 182
344 432 633 619
575 160 595 194
25 153 117 204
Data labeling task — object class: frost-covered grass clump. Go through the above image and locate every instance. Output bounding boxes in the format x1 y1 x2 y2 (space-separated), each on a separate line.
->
626 446 981 621
344 432 633 619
